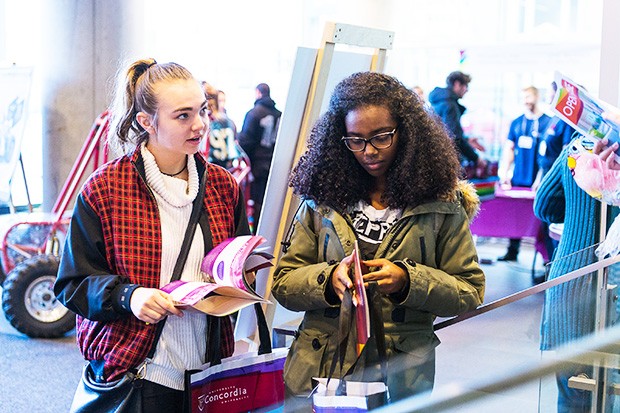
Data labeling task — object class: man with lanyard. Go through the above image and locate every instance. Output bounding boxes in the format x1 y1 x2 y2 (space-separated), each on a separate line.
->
537 81 577 178
497 86 551 262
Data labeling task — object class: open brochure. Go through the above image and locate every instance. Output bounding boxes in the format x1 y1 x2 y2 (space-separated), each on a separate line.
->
352 241 370 356
161 235 273 316
551 71 620 151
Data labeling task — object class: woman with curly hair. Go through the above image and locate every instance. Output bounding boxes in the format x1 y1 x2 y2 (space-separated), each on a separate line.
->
272 71 485 409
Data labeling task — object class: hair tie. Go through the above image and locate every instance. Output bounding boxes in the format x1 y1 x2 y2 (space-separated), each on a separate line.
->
147 60 157 68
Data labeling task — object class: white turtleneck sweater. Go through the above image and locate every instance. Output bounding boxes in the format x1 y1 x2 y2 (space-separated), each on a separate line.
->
140 144 208 390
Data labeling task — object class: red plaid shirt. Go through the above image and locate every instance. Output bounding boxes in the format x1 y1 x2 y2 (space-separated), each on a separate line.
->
63 150 243 380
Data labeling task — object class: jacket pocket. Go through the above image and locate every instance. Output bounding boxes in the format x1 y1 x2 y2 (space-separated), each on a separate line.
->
284 330 331 396
392 333 440 359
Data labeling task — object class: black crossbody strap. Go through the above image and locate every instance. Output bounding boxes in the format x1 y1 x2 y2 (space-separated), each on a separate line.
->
340 284 387 382
171 170 208 282
254 303 272 355
205 316 221 364
206 302 272 367
367 283 388 383
325 283 388 396
147 168 208 359
324 288 354 395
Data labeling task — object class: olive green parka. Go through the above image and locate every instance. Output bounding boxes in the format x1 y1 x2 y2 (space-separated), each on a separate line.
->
272 181 485 402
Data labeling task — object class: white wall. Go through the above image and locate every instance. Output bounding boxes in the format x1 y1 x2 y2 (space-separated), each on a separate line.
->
0 0 608 206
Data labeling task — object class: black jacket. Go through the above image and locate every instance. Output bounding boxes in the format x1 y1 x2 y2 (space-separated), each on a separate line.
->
238 96 282 178
428 87 479 163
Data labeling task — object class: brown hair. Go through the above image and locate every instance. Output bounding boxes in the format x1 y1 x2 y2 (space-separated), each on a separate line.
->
109 58 195 154
446 71 471 87
522 85 539 97
256 83 270 97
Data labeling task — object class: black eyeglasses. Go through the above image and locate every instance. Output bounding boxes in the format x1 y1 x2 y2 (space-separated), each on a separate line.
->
341 128 397 152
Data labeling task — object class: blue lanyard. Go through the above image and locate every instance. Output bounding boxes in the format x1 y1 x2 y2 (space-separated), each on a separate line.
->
521 116 540 139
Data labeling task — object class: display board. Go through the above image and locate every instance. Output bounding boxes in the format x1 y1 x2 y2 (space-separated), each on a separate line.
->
0 66 32 204
234 22 394 347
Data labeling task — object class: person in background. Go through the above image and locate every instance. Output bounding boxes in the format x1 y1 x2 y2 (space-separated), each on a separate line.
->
534 134 619 412
54 58 250 413
595 106 620 165
201 82 239 170
537 81 578 179
412 85 431 110
535 81 578 261
272 72 485 411
217 89 229 114
497 86 551 262
412 85 425 101
567 106 620 412
429 71 486 170
238 83 281 231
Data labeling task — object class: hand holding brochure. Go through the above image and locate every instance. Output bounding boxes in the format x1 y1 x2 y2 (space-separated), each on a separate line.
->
551 71 620 152
351 241 370 356
161 235 273 316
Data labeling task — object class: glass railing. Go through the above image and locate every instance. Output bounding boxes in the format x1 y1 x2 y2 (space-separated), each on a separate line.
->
376 326 620 412
373 245 620 413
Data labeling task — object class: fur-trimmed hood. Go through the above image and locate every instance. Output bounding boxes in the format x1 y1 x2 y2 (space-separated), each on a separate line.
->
440 180 481 222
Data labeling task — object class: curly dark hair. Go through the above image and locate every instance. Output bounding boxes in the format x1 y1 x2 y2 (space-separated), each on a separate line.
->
289 71 461 213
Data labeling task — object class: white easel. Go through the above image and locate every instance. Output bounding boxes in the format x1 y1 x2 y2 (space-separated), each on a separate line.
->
234 22 395 351
0 66 33 213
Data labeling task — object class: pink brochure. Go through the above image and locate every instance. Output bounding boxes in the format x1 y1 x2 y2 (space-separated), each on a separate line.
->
161 235 273 316
352 241 370 356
